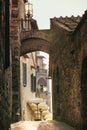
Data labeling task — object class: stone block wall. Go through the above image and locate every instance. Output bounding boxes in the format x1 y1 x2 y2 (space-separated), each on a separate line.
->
10 0 21 122
0 0 12 129
20 11 87 129
0 0 86 129
50 15 87 129
20 53 36 120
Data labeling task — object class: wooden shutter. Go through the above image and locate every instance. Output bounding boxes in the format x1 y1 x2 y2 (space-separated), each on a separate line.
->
31 74 36 92
33 76 36 92
23 63 27 87
31 74 33 91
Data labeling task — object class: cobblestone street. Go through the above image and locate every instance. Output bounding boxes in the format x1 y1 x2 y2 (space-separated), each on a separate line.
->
11 120 75 130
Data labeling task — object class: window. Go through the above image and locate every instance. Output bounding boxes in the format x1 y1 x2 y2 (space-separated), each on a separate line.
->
31 74 36 92
23 63 27 87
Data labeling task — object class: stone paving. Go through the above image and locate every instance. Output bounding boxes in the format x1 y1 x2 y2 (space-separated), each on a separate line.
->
11 120 75 130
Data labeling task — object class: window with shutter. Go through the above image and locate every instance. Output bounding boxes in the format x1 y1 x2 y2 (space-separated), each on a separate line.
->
33 76 36 92
23 63 27 87
31 74 33 91
31 74 36 92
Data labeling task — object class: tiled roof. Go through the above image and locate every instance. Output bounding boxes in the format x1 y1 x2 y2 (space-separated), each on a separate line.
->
51 15 82 32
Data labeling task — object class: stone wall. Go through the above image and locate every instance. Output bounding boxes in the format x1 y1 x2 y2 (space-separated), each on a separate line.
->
10 0 21 122
20 11 87 129
0 0 86 129
50 13 87 129
20 53 36 120
72 12 87 129
0 0 12 129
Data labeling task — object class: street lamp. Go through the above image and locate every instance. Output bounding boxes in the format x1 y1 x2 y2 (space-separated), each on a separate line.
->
24 0 33 29
25 0 33 19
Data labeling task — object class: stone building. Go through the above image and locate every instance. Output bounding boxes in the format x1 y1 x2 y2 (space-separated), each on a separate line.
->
0 0 87 129
0 0 12 129
36 51 48 98
20 52 36 120
19 0 39 121
11 0 38 123
0 0 38 129
50 13 87 130
20 10 87 130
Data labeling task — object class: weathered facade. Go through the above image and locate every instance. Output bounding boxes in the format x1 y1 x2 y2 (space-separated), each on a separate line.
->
0 0 12 129
0 0 87 130
11 0 38 123
36 52 48 98
10 0 21 123
20 52 36 120
50 12 87 130
21 11 87 130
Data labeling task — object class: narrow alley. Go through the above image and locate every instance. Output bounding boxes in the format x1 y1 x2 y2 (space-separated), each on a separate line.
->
11 120 75 130
0 0 87 130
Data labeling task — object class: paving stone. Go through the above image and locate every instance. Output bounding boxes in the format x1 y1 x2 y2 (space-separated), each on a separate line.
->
11 120 75 130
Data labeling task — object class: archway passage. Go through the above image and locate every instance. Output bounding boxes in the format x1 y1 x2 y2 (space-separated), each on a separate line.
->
81 56 87 129
21 38 51 56
20 30 52 56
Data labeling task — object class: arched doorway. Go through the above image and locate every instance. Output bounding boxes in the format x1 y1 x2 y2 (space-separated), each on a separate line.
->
81 56 87 129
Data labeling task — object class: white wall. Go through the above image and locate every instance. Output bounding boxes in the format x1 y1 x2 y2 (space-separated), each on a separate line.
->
20 53 36 120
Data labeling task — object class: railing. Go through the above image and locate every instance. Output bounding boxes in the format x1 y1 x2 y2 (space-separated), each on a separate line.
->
20 18 38 31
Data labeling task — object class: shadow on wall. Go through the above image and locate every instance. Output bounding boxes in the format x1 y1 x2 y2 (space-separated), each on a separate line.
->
81 56 87 130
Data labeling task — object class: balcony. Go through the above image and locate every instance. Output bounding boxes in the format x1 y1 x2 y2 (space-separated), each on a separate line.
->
36 69 47 76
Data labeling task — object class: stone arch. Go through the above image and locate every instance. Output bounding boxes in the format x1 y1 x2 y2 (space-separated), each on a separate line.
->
21 38 51 56
81 55 87 129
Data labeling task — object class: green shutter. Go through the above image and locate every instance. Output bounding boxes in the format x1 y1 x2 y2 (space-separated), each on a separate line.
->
23 63 27 87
